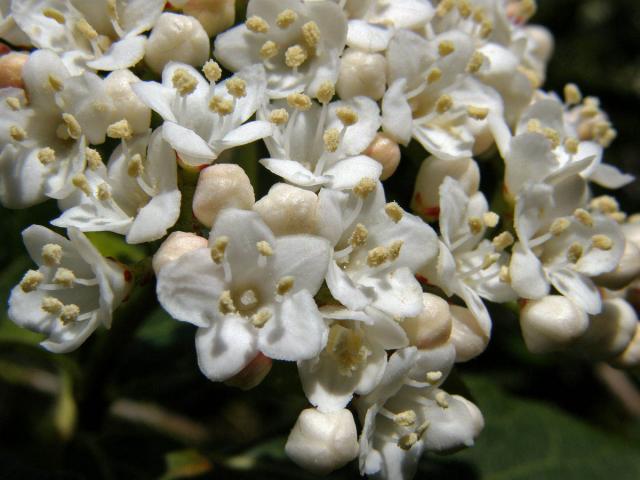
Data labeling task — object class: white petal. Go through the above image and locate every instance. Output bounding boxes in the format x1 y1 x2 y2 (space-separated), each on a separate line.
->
509 243 549 300
347 20 393 52
260 158 327 187
327 260 371 311
215 121 274 153
549 268 601 315
325 156 382 190
273 235 331 295
132 81 177 122
126 190 181 244
87 35 146 71
589 163 634 189
360 267 424 318
382 79 412 145
162 122 215 165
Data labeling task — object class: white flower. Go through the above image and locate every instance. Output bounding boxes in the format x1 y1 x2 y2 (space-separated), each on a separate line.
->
357 346 483 480
298 306 408 412
12 0 165 74
133 62 273 166
156 208 332 381
8 225 130 353
0 0 31 46
52 128 181 244
214 0 348 98
260 94 383 190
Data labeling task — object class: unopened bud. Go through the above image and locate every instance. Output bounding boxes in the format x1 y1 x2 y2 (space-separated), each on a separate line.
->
104 70 151 135
336 48 387 101
449 305 489 362
402 293 452 349
152 231 208 274
285 408 359 475
253 183 319 235
193 164 255 228
364 133 401 180
181 0 235 37
610 323 640 369
594 240 640 290
0 52 28 89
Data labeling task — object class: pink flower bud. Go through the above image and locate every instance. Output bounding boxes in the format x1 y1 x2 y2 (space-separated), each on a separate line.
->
364 133 401 180
0 52 28 89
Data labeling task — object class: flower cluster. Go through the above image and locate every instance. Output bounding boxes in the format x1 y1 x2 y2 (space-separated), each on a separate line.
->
2 1 639 478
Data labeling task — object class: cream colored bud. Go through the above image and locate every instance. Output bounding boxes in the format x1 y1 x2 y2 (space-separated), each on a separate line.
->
0 52 28 89
152 231 208 274
594 240 640 290
520 295 589 354
622 221 640 250
411 157 480 220
181 0 236 36
449 305 489 362
401 293 452 349
524 25 554 66
193 164 255 228
225 352 272 390
575 298 638 359
610 324 640 369
253 183 320 236
104 70 151 135
336 48 387 101
285 408 359 475
145 13 209 75
364 133 401 180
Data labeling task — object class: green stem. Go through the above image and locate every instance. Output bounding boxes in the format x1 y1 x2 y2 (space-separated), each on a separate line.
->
174 167 201 233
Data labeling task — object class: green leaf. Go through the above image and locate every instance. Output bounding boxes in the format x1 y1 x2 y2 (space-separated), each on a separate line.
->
161 449 213 480
85 231 147 265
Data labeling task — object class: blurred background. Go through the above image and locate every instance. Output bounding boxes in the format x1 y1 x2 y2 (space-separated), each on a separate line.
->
1 0 640 479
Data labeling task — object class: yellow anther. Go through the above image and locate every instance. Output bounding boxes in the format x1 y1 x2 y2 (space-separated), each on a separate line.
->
96 182 111 201
106 0 118 20
435 95 453 114
172 68 198 96
367 246 389 267
610 212 627 224
590 196 619 215
336 106 358 126
353 177 377 198
518 66 541 88
527 118 542 134
43 7 65 24
567 242 584 263
435 391 449 408
394 410 417 427
48 74 64 91
499 265 511 283
37 147 56 166
42 296 63 314
6 96 20 111
323 128 340 152
42 244 63 266
521 0 538 19
259 40 279 59
550 217 571 235
62 113 82 139
276 9 298 28
492 231 514 251
574 208 594 227
86 147 103 170
75 18 98 40
209 95 234 116
468 216 483 234
564 137 579 154
580 104 600 119
245 15 269 33
564 83 582 105
466 51 485 73
385 202 404 223
592 234 613 251
269 108 289 125
72 174 92 196
218 290 236 315
316 81 335 104
301 21 321 48
20 270 44 292
127 153 144 177
416 420 431 438
53 267 75 288
438 40 455 57
472 7 486 23
285 45 308 68
107 119 133 140
202 60 222 83
210 236 229 264
479 19 493 38
251 309 272 328
60 304 80 325
349 223 369 247
483 211 500 228
388 240 403 261
9 125 27 141
426 370 443 383
457 0 472 18
256 240 274 256
426 68 442 85
287 93 312 111
398 433 418 450
467 105 489 120
599 128 617 147
436 0 455 17
276 276 295 295
481 253 500 269
542 127 561 149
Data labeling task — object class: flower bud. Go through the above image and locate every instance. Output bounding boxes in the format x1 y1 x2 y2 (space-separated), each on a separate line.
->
181 0 235 37
455 395 485 438
622 219 640 250
402 293 452 349
193 164 255 228
610 323 640 369
519 295 589 354
153 231 208 274
0 52 28 89
253 183 319 236
145 13 210 75
285 408 359 475
574 298 638 359
336 48 387 101
224 352 272 390
449 305 489 362
104 70 151 135
363 133 401 180
594 240 640 290
411 157 480 220
524 25 554 67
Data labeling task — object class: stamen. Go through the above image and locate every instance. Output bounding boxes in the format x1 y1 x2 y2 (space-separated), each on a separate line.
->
72 174 92 196
287 93 312 111
256 240 274 256
550 217 571 235
367 246 389 267
37 147 56 166
426 68 442 84
385 202 404 223
467 105 489 120
251 309 272 328
107 119 133 140
42 244 63 266
592 234 613 250
218 290 237 314
75 18 98 40
43 7 65 24
567 242 584 263
226 77 247 98
542 127 561 149
468 216 483 234
466 51 485 73
96 183 111 201
481 253 500 269
436 0 455 17
336 106 358 126
209 95 234 116
564 83 582 105
62 113 82 139
48 74 64 91
394 410 417 427
458 0 472 18
353 177 377 198
492 231 514 251
518 66 541 88
285 45 308 68
397 433 418 450
245 15 269 33
276 9 298 28
86 148 103 170
388 240 403 260
574 208 594 227
349 224 369 247
211 236 229 264
435 95 453 114
564 137 579 154
20 270 44 292
260 40 279 59
276 276 295 295
42 296 63 314
202 60 222 82
483 211 499 227
323 128 340 152
6 97 20 111
316 81 335 104
60 304 80 325
106 0 119 20
435 391 449 408
416 420 430 438
438 40 455 57
590 196 619 214
53 267 75 288
127 154 144 177
301 21 321 48
426 370 443 384
9 125 27 141
479 19 493 38
499 265 511 283
269 108 289 125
